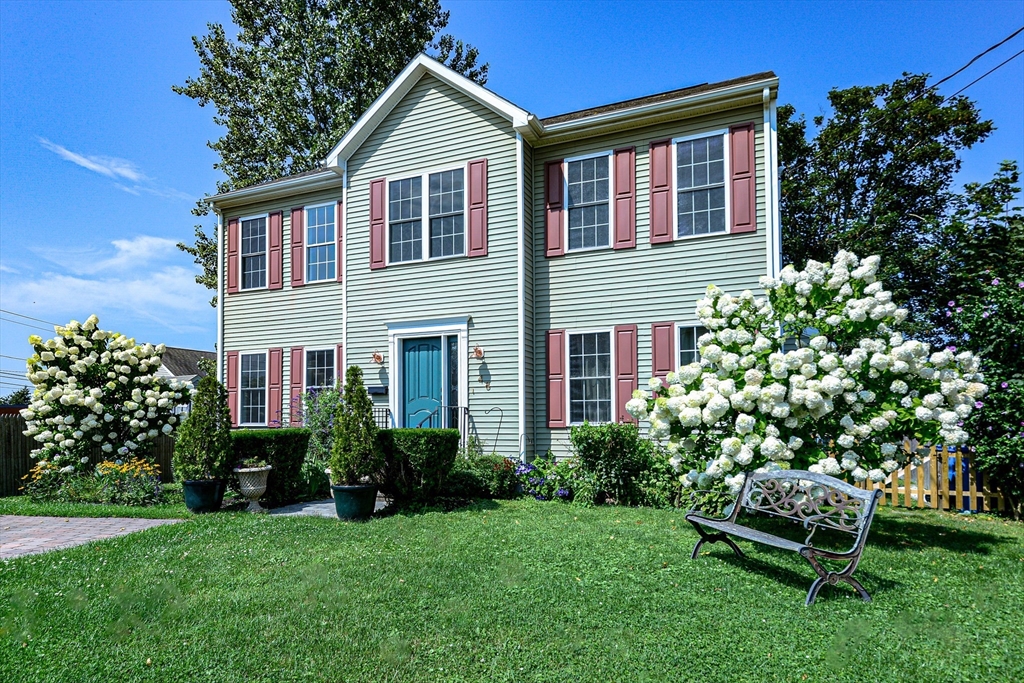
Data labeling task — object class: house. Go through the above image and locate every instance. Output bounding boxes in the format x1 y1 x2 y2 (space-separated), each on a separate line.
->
206 54 780 458
155 346 216 386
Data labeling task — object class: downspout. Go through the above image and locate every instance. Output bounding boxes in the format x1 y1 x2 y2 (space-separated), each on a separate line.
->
516 132 526 461
762 87 778 279
341 160 348 374
769 95 781 278
215 209 225 384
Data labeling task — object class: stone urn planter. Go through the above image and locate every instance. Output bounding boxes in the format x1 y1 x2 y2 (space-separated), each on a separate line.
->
234 465 272 513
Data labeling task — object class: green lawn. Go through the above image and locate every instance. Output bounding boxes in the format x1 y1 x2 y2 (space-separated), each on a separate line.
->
0 496 190 519
1 500 1022 682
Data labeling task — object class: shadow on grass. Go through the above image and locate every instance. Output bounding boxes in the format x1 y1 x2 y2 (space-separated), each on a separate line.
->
372 497 502 519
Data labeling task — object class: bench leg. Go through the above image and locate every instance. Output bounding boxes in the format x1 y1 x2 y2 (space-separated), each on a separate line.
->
803 552 871 606
688 521 745 560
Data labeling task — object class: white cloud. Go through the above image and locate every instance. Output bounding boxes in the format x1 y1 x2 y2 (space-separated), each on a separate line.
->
38 138 146 182
0 264 18 274
33 235 180 276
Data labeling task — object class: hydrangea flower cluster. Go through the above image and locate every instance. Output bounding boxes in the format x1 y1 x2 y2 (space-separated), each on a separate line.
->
19 315 190 474
626 251 986 495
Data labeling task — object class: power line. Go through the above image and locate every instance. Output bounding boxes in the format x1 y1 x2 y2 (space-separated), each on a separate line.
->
0 317 53 333
930 26 1023 90
947 48 1024 99
0 309 61 327
0 354 29 362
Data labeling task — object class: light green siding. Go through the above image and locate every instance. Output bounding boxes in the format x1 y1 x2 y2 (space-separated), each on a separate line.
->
531 105 771 455
346 74 521 456
222 185 344 425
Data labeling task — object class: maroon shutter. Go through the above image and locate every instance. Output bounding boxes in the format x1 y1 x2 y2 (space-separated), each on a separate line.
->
613 147 636 249
546 329 567 428
729 123 757 234
289 347 304 426
290 207 304 287
226 351 239 426
336 344 344 384
614 324 638 423
544 160 564 257
268 348 283 426
226 218 239 294
336 200 344 281
268 212 283 290
369 179 387 270
651 322 675 383
467 158 488 257
649 140 673 244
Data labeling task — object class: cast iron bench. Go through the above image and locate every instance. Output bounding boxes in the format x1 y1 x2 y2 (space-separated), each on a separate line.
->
685 470 883 605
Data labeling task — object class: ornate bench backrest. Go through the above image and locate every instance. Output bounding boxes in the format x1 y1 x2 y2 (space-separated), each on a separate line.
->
738 470 879 535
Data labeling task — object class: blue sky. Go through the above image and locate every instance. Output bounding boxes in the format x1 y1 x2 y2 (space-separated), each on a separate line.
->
1 0 1021 396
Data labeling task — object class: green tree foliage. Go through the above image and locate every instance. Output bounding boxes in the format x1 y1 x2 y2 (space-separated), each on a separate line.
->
175 0 487 304
173 375 233 481
330 365 381 485
0 387 31 404
779 73 994 337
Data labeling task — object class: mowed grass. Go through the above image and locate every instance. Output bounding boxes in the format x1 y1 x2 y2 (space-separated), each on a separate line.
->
1 500 1022 682
0 496 190 519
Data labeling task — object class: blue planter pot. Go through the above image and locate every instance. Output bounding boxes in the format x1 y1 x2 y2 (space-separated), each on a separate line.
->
182 479 226 513
331 484 377 520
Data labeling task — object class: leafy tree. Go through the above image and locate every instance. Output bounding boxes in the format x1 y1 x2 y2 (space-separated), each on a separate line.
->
175 0 487 304
330 365 381 485
779 73 994 337
172 374 233 481
0 387 31 404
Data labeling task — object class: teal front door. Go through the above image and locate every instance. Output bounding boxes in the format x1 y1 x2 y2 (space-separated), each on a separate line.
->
402 337 442 428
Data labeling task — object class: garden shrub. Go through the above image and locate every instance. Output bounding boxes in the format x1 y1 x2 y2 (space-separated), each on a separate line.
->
299 383 341 499
445 453 519 500
516 453 581 502
330 365 382 485
173 375 233 481
570 422 654 506
230 428 310 507
22 457 164 506
377 428 460 503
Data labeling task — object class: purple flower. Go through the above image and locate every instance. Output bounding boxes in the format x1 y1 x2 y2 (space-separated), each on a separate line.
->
946 346 957 353
534 494 548 501
948 301 955 307
556 488 570 499
992 279 1000 285
1002 382 1009 389
982 312 989 318
945 311 952 317
515 462 535 476
1018 282 1024 288
956 307 962 313
975 401 983 408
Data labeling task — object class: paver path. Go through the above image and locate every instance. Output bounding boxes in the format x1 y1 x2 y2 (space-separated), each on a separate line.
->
0 515 182 559
270 496 389 518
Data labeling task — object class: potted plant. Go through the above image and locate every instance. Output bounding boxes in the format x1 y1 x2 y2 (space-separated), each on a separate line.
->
173 374 232 512
329 365 383 519
233 457 272 513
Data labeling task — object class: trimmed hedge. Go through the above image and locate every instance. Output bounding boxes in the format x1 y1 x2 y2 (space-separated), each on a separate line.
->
445 454 519 499
376 428 460 503
231 428 311 507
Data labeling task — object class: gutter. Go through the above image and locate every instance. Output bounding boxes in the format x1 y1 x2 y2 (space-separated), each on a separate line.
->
215 210 225 385
205 169 342 209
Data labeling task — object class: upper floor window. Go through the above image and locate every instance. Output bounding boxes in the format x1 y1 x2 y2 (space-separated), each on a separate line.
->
305 349 335 392
241 216 267 289
389 168 466 264
429 169 464 258
678 324 709 366
566 155 610 251
306 204 335 282
676 133 726 238
240 352 266 425
568 330 611 424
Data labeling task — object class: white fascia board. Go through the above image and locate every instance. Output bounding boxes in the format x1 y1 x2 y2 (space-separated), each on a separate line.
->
518 76 780 147
325 54 531 168
205 170 343 211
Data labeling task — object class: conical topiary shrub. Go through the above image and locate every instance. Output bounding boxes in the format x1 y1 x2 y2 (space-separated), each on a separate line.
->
173 375 232 511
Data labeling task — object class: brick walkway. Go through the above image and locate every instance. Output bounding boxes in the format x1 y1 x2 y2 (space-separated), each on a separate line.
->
0 515 182 559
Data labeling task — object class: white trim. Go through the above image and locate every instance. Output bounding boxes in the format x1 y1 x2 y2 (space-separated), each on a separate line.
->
215 211 224 385
516 132 526 459
563 151 615 254
237 350 269 427
206 169 342 209
342 162 349 375
385 163 469 266
302 346 338 393
303 201 338 284
674 322 708 368
766 91 782 279
670 130 731 242
385 317 469 428
238 213 270 291
326 54 530 167
564 327 616 426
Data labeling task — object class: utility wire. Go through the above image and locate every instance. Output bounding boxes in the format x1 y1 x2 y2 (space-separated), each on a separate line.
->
0 317 53 333
947 48 1024 99
0 309 60 327
0 354 28 362
930 26 1023 90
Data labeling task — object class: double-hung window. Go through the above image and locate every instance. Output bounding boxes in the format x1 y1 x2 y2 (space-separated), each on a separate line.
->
239 353 266 425
568 331 612 424
676 133 727 237
389 168 466 264
241 216 267 289
305 349 335 392
566 154 610 251
678 324 709 366
306 204 335 282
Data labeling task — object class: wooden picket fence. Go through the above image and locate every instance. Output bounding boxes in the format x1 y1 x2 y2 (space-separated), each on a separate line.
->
0 414 174 497
858 442 1006 513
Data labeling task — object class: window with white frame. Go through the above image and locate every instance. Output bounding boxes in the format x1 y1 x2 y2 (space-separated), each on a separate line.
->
678 324 709 367
676 134 726 237
566 155 610 250
241 216 267 289
429 169 464 258
305 349 335 392
568 331 612 424
239 353 266 424
389 177 422 263
306 204 335 282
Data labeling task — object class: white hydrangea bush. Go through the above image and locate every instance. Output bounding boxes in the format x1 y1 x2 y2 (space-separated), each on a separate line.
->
626 251 986 495
19 315 190 474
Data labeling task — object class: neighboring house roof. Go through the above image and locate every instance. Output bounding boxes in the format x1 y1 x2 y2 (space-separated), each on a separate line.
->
156 347 215 380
